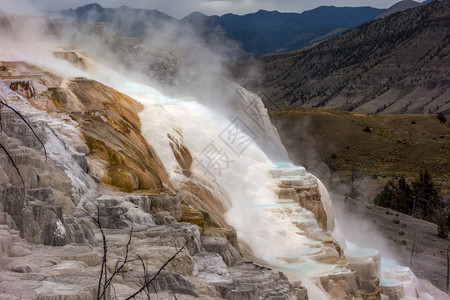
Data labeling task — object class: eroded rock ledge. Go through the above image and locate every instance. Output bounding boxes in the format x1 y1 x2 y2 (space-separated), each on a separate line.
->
0 62 307 299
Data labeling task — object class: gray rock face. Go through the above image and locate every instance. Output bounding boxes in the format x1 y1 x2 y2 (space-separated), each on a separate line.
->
202 235 241 267
131 270 199 297
63 217 97 246
136 223 203 255
21 200 65 246
147 193 182 222
193 253 302 300
0 65 308 300
81 192 183 230
1 185 24 228
0 108 95 247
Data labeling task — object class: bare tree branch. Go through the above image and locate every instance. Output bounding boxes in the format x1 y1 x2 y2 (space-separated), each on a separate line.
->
0 97 49 194
79 205 185 300
98 222 133 299
0 142 25 191
124 243 186 300
0 99 47 160
136 254 151 300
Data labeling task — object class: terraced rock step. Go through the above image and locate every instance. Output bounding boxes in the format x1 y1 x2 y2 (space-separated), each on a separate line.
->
269 163 307 178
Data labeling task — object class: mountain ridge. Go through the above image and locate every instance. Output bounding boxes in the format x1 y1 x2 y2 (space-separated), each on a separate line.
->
374 0 422 19
60 3 384 56
61 3 177 37
183 6 384 55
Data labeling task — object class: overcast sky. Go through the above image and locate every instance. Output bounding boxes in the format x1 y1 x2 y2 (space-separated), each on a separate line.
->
1 0 405 19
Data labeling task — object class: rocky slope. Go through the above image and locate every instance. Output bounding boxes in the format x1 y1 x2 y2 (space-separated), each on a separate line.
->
0 52 432 299
0 61 307 299
231 0 450 114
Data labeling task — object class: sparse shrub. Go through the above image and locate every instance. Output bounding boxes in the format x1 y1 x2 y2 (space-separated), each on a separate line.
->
331 153 338 159
401 240 407 245
371 174 378 179
398 230 405 235
392 216 400 224
411 120 416 124
363 125 371 133
436 112 446 124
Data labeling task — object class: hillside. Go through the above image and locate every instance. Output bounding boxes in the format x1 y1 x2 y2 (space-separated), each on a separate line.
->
270 108 450 199
374 0 422 19
231 0 450 114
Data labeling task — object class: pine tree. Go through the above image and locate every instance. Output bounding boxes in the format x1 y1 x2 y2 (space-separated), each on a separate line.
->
395 176 413 214
411 169 440 222
374 171 443 224
374 180 395 208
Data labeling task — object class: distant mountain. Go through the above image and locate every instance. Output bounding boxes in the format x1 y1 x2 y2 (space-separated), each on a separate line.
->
231 0 450 114
374 0 422 19
61 3 176 37
182 6 384 55
61 3 383 57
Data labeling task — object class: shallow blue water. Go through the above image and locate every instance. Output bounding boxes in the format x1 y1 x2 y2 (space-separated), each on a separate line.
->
380 278 401 287
273 161 295 169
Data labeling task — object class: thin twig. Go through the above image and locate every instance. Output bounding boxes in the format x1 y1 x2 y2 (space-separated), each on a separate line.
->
0 99 47 160
124 244 186 300
93 206 107 300
136 254 151 300
99 224 134 299
0 143 25 191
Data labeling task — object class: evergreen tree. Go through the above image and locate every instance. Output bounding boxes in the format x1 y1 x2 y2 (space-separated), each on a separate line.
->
395 176 413 214
374 171 442 225
411 169 440 222
374 180 395 208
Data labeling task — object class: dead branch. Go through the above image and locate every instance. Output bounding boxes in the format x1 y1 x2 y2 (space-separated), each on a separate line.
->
0 99 47 160
0 142 25 191
80 204 185 300
124 244 186 300
0 98 48 193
